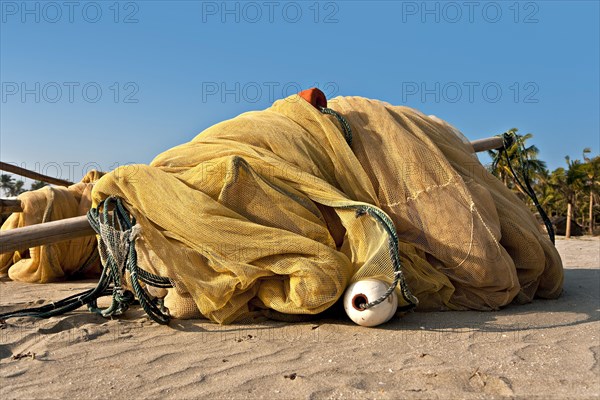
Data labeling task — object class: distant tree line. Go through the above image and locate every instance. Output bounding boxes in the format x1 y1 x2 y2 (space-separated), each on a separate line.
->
488 129 599 237
0 174 47 197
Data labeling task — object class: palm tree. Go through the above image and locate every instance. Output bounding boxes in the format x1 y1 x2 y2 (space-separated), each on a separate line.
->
488 129 547 196
582 149 599 234
8 180 26 197
550 157 588 238
30 180 48 190
1 174 15 196
537 169 558 215
488 128 555 241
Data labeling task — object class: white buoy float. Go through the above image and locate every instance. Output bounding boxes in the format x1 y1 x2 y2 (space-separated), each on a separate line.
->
343 279 398 327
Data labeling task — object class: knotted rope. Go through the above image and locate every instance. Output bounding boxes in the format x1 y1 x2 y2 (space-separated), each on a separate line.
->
0 197 172 325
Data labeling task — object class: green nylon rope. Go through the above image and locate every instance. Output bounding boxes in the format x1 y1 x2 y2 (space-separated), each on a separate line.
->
350 205 419 311
319 106 353 146
88 196 171 324
0 197 172 325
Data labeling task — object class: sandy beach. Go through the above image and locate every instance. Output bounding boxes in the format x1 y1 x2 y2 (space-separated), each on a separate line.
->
0 236 598 399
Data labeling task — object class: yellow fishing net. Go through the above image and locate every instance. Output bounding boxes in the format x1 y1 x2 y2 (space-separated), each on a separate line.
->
83 94 562 324
0 170 103 282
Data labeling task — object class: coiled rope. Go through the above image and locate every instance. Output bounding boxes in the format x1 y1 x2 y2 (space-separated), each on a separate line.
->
0 197 172 324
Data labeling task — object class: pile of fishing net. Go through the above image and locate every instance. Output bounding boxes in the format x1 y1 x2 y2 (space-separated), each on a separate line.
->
0 170 103 282
1 90 563 324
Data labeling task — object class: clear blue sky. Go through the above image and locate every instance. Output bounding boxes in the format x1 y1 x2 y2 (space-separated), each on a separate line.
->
1 0 598 183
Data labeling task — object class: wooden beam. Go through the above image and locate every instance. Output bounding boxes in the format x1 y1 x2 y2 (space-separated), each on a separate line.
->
471 136 504 153
0 161 73 187
0 215 95 254
0 199 22 214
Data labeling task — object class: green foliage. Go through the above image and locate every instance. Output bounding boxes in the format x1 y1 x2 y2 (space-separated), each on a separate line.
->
487 129 547 194
10 180 25 196
1 174 15 196
487 129 548 206
30 180 48 190
488 130 598 233
0 174 43 197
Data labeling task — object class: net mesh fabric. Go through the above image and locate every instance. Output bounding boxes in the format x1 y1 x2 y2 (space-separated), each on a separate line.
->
97 222 130 275
0 170 104 282
85 95 563 324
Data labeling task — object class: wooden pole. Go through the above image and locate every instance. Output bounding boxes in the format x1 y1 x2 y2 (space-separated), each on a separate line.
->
589 191 593 235
470 136 504 153
0 161 73 187
0 199 22 214
0 215 95 254
566 202 573 239
0 135 506 255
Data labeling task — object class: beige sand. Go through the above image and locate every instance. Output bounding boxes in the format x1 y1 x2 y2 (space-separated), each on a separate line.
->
1 237 598 399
